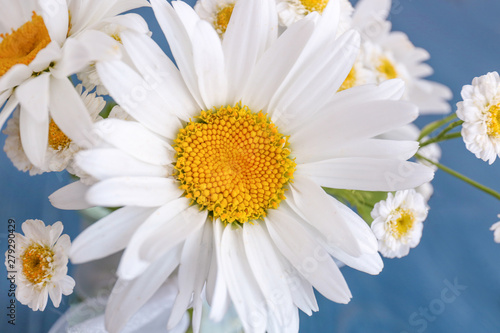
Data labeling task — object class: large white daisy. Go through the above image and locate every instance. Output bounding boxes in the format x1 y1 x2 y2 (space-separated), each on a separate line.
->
5 219 75 311
50 0 433 332
351 0 452 114
456 71 500 164
0 0 149 169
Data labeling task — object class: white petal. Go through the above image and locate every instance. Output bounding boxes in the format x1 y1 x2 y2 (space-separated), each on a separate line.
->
19 105 48 168
265 209 352 304
118 200 206 279
241 17 315 113
288 176 362 257
0 93 18 130
85 176 183 207
243 222 296 330
223 0 278 104
330 79 406 108
15 72 50 122
96 61 182 139
208 220 230 322
291 100 419 161
221 226 267 333
49 77 94 148
39 0 69 45
120 30 198 121
48 283 62 308
49 181 93 210
0 65 32 92
298 157 434 191
93 119 174 165
70 206 156 264
105 247 181 333
168 222 213 330
28 41 62 73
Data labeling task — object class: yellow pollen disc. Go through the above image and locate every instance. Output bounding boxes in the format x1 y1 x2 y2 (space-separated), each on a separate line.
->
48 120 71 150
214 4 235 36
339 66 357 92
174 105 296 224
390 209 415 239
487 104 500 138
300 0 329 13
377 57 398 80
0 12 51 77
21 244 54 285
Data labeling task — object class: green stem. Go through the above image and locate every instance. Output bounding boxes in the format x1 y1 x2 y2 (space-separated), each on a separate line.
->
420 132 462 147
417 113 458 141
416 154 500 200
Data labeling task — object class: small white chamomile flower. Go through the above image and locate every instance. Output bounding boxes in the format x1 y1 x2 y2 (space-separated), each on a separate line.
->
457 71 500 164
195 0 237 37
371 189 428 258
5 220 75 311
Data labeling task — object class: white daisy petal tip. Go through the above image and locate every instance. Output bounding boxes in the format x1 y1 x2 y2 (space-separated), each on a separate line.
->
370 189 428 258
490 215 500 243
5 219 75 311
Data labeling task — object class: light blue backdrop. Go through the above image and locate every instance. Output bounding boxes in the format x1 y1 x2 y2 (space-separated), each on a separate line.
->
1 0 499 332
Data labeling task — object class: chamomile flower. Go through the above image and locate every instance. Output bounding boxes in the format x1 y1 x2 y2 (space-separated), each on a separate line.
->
276 0 354 36
5 219 75 311
371 189 428 258
195 0 237 38
50 1 433 332
3 84 105 178
351 0 452 114
490 215 500 243
456 72 500 164
0 0 149 169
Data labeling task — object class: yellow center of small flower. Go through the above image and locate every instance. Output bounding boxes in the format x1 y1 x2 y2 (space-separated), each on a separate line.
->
214 4 235 36
339 66 357 92
21 244 54 285
48 120 71 150
300 0 329 13
487 104 500 138
0 12 51 77
174 105 296 224
390 209 414 239
377 57 398 80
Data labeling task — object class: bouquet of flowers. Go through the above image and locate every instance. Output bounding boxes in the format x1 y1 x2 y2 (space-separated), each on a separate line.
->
2 0 499 332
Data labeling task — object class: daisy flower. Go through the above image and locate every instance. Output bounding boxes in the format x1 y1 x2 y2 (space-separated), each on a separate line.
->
351 0 452 114
194 0 236 38
490 215 500 243
50 0 433 332
0 0 149 169
5 219 75 311
456 71 500 164
3 84 105 178
276 0 354 36
371 189 428 258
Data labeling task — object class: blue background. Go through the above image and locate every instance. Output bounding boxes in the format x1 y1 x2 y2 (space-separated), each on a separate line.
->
1 0 500 332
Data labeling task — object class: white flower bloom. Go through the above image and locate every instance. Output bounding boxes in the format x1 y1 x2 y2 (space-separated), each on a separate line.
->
5 220 75 311
50 1 433 332
490 215 500 243
194 0 237 37
351 0 452 114
3 85 105 179
371 189 428 258
456 71 500 164
0 0 149 169
276 0 353 36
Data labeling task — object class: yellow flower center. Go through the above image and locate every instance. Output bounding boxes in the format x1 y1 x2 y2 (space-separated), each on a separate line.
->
174 105 296 224
21 244 54 285
48 120 72 150
487 104 500 138
214 4 235 36
377 57 398 80
0 12 51 77
390 208 414 239
339 66 357 92
300 0 329 13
